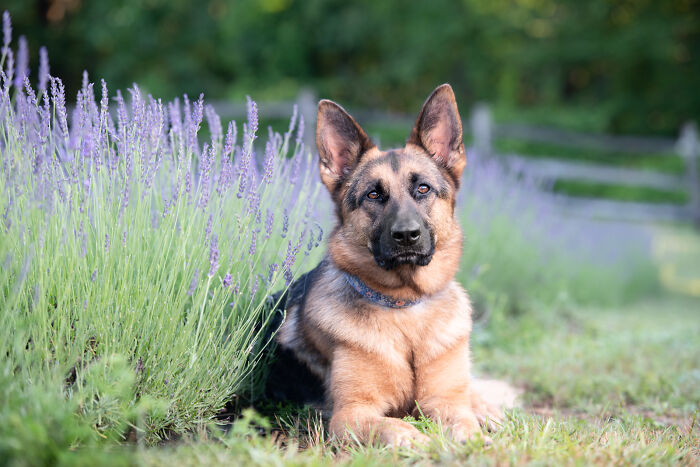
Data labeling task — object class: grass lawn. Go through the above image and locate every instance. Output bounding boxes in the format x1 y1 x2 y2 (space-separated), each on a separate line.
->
129 296 699 466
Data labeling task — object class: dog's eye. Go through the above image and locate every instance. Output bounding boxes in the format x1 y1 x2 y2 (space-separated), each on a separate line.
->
367 191 379 200
417 184 430 195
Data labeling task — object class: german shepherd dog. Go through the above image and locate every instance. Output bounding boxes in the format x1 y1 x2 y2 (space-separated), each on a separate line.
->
265 84 511 446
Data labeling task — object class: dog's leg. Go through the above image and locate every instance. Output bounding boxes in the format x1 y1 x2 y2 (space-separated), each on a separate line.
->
329 406 429 447
414 339 487 442
469 378 514 431
328 346 429 447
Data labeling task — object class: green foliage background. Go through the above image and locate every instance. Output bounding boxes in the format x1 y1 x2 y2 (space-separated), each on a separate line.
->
6 0 699 135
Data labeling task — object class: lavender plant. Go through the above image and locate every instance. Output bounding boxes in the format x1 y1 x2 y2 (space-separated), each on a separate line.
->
0 10 322 447
458 148 657 319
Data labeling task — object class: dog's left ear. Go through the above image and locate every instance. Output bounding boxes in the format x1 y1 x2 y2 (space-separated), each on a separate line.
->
407 84 466 185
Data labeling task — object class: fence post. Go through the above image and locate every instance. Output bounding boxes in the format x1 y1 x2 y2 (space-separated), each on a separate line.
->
296 88 317 152
470 104 492 157
677 121 700 228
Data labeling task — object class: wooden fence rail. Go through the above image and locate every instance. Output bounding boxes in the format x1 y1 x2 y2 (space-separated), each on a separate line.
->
469 104 700 226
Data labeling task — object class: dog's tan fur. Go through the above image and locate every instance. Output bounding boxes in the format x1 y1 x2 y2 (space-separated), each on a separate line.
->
274 84 508 446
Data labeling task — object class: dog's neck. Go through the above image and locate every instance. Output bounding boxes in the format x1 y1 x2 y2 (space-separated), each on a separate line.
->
343 272 423 309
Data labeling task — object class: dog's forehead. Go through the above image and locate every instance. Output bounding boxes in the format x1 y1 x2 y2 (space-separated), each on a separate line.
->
357 147 439 181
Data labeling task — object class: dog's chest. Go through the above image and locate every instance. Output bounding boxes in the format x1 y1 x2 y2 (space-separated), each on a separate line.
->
311 281 472 367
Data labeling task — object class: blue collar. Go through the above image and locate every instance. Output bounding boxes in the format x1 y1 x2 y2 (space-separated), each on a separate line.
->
343 273 421 309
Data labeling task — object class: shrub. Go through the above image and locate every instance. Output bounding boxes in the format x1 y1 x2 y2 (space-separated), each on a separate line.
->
458 149 659 321
0 11 322 456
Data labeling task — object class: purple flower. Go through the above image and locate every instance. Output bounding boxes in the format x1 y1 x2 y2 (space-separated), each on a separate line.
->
115 89 128 153
13 36 27 87
222 272 232 288
281 209 289 238
281 235 304 286
205 104 222 144
3 49 14 91
287 104 298 135
267 263 278 283
122 231 127 247
250 276 259 298
264 209 274 239
316 224 324 244
237 149 249 199
105 233 110 253
289 154 302 185
185 170 192 202
208 235 219 277
283 269 293 287
205 213 213 242
162 199 171 219
188 268 199 296
50 77 68 140
81 70 89 94
91 269 97 282
169 98 182 136
118 179 130 220
223 121 237 157
306 230 314 255
23 76 37 106
2 11 11 51
296 114 304 146
263 140 274 184
245 96 258 143
188 93 204 154
38 47 49 92
249 230 257 256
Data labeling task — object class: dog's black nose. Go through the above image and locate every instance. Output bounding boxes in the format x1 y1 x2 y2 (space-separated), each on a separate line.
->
391 219 421 246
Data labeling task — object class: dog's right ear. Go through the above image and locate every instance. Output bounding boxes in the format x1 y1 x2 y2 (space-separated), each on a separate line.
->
316 100 374 196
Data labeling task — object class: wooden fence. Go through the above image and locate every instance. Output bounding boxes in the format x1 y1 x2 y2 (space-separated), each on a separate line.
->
469 105 700 225
211 90 700 226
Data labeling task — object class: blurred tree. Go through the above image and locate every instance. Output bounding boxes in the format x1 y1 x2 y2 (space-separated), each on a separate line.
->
4 0 699 134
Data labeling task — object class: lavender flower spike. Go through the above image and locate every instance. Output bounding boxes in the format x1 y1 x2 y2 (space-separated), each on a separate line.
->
249 230 257 256
288 104 298 134
50 76 69 140
2 11 10 51
267 263 279 283
208 235 220 277
296 114 305 146
264 209 274 239
263 140 274 184
246 96 258 141
13 36 27 87
223 121 237 157
188 268 199 296
38 47 49 92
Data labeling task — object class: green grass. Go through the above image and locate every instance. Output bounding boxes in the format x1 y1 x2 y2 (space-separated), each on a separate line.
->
128 296 699 466
552 179 689 204
475 298 700 413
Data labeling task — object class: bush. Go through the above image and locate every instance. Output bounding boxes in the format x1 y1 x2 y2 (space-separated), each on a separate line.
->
457 149 659 320
0 12 323 456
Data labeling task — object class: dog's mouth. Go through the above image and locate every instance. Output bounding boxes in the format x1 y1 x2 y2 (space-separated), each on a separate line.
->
373 251 434 270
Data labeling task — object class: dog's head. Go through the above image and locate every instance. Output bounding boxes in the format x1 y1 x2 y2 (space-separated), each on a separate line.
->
317 84 466 299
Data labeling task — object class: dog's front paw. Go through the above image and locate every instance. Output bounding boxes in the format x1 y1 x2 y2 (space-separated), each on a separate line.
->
445 414 481 443
470 389 504 432
380 423 430 448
